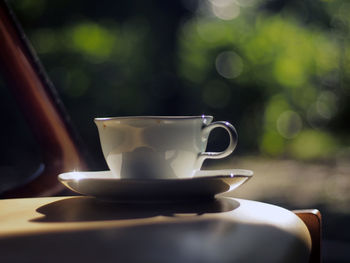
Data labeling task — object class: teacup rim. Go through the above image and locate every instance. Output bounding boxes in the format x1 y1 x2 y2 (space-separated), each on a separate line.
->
94 115 214 121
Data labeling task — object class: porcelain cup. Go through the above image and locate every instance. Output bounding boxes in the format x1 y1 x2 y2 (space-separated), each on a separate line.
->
94 116 238 179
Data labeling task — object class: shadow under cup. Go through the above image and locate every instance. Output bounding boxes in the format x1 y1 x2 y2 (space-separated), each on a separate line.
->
94 116 237 179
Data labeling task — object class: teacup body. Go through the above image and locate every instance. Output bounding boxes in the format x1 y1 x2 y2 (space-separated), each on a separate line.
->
95 116 237 179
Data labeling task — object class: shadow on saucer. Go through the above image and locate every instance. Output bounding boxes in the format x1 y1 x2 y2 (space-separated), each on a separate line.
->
31 197 240 222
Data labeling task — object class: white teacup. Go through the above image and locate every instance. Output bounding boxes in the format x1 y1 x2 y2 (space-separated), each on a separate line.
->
94 116 238 179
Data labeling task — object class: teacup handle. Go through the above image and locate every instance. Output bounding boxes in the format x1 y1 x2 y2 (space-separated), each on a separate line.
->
197 121 238 165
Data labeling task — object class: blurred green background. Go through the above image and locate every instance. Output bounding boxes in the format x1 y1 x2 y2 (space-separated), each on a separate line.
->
1 0 350 261
4 0 350 162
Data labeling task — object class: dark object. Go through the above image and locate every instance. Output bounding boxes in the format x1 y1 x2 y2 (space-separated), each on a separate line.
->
294 209 322 263
0 0 88 198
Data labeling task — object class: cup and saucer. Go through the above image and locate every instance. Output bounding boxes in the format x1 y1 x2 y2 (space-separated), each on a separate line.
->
58 116 253 202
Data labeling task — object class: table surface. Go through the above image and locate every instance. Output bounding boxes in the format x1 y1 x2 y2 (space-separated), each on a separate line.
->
0 196 311 263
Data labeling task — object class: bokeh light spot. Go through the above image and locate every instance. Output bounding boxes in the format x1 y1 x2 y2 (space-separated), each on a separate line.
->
215 51 244 79
316 91 338 119
276 110 302 139
69 22 116 62
209 0 240 20
264 95 291 127
307 91 338 128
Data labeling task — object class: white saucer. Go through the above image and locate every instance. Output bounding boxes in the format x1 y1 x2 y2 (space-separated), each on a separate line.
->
58 169 253 202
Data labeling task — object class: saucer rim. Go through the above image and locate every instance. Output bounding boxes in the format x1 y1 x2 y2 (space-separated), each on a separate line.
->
58 169 253 182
